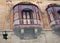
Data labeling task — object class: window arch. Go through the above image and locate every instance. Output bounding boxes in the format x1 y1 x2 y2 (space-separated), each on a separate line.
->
21 8 33 24
46 4 60 28
13 2 40 25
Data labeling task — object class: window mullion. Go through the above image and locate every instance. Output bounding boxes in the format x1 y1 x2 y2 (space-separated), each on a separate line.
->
22 12 23 24
18 5 20 25
34 7 38 24
27 12 30 24
26 12 28 24
23 12 26 24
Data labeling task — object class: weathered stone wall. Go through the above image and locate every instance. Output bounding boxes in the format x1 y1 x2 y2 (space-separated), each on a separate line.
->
0 0 60 43
0 0 60 30
0 30 60 43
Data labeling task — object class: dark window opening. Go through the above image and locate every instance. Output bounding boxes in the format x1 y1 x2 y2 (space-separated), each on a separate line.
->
21 9 34 24
22 9 33 19
57 10 60 15
13 3 40 25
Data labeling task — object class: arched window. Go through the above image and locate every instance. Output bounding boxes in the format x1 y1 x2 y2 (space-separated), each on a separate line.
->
13 3 40 26
46 4 60 29
21 9 33 24
13 3 42 39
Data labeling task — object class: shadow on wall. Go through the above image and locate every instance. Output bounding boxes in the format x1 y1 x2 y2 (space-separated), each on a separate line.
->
13 27 42 40
52 26 60 36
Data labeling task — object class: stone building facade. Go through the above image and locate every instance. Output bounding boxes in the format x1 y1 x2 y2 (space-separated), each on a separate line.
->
0 0 60 43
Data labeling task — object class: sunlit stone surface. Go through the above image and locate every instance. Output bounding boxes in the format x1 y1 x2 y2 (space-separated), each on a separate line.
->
0 30 60 43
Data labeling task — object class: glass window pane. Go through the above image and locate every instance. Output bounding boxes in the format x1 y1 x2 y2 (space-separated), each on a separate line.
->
27 12 30 19
48 8 55 22
35 7 39 13
33 13 36 19
37 20 40 24
37 14 39 19
50 21 56 25
20 19 22 24
56 20 60 24
23 12 26 19
23 19 27 24
14 13 18 20
14 6 18 13
34 20 37 24
49 12 54 21
14 20 19 25
27 19 31 24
